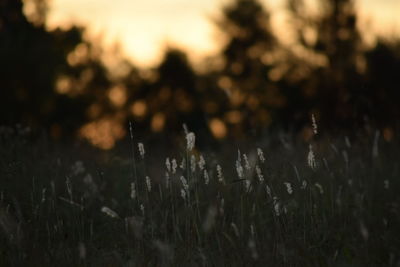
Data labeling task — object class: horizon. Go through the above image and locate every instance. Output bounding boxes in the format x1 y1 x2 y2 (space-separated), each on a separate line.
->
45 0 400 68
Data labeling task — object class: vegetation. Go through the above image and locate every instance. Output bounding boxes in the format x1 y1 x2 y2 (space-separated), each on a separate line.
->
0 125 399 266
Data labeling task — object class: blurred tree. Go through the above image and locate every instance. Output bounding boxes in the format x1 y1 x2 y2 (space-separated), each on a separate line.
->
364 39 400 129
215 0 286 137
0 0 113 139
132 48 211 142
286 0 366 130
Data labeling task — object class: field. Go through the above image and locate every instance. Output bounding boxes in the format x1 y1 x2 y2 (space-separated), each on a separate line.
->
0 126 399 266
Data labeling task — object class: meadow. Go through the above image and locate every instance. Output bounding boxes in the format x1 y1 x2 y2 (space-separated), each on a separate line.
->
0 124 399 266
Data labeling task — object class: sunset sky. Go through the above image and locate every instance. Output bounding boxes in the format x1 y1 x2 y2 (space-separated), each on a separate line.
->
46 0 400 67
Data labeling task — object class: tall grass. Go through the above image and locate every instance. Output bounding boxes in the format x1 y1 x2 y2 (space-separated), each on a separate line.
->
0 125 399 266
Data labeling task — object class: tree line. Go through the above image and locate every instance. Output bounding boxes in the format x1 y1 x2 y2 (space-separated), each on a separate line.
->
1 0 399 147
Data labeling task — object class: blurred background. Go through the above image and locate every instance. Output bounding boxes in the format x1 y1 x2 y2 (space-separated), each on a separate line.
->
1 0 399 149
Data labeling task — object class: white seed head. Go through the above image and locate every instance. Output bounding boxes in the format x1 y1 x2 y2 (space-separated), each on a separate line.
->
186 132 196 151
235 160 244 179
244 179 251 192
308 144 317 170
204 170 209 185
165 158 171 172
255 165 264 182
101 206 119 218
284 182 293 195
311 113 318 135
257 148 265 163
301 180 307 190
180 176 189 191
216 165 224 183
171 159 177 174
198 155 206 170
243 154 251 170
190 155 196 173
138 143 145 159
165 172 170 189
129 121 134 140
130 182 136 199
145 176 151 192
140 204 145 215
180 158 186 170
180 189 186 200
273 197 280 216
265 185 271 198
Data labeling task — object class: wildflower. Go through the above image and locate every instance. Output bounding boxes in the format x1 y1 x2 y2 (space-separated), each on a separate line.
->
129 121 134 140
190 155 196 173
236 160 244 179
257 148 265 163
284 182 293 195
198 155 206 170
243 154 251 170
165 158 171 172
308 144 317 170
311 113 318 135
180 158 186 170
186 132 195 151
180 189 186 200
140 204 145 215
255 165 264 182
171 159 177 174
145 176 151 192
204 170 209 185
216 165 224 183
101 206 119 218
265 185 272 198
165 172 170 189
220 198 225 214
244 180 251 192
180 176 189 191
273 197 280 216
301 180 307 190
138 143 145 159
130 182 136 199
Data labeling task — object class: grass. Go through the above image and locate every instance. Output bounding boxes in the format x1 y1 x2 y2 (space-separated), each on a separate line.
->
0 125 399 266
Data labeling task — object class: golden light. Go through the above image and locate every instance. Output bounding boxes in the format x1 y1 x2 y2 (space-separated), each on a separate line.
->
383 127 394 142
218 76 233 90
204 101 218 114
108 85 127 107
131 100 147 118
67 43 89 66
79 118 125 150
151 112 165 132
209 118 227 139
55 76 72 94
225 111 242 124
87 104 102 119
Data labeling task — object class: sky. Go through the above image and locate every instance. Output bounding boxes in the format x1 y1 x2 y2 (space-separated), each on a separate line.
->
46 0 400 68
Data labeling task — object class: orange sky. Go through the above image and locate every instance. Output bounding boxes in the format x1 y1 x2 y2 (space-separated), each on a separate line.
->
46 0 400 67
